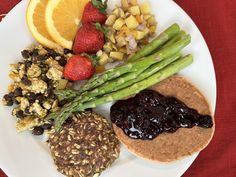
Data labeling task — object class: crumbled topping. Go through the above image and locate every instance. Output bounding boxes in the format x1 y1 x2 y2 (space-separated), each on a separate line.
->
20 97 30 110
9 72 21 82
30 102 47 118
27 64 41 78
16 116 41 132
46 57 63 72
46 67 63 81
31 79 47 94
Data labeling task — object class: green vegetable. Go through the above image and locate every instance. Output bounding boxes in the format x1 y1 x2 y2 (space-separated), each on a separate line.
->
127 23 180 62
115 52 181 91
53 55 193 131
55 53 181 100
54 89 79 101
81 55 193 109
162 30 186 48
77 34 190 95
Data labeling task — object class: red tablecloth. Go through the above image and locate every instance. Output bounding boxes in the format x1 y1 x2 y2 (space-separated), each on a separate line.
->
0 0 235 177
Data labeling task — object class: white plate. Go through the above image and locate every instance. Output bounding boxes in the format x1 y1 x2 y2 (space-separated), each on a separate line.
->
0 0 216 177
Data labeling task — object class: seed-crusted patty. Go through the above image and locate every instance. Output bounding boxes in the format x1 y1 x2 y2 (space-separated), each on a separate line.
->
48 111 120 177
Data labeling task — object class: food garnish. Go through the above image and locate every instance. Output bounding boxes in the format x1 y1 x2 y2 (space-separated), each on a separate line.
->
2 45 72 134
63 55 95 81
111 90 213 140
82 0 108 24
26 0 59 48
45 0 89 49
72 23 105 54
112 76 215 162
48 111 120 177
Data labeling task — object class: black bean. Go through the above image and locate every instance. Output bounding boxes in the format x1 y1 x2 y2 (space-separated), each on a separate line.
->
3 94 13 106
22 75 32 85
16 110 24 118
47 80 55 87
32 49 39 57
21 50 31 59
24 106 31 115
47 89 55 99
58 99 67 107
37 55 47 61
32 56 39 64
32 126 44 135
36 94 45 102
14 87 22 97
39 63 49 73
58 56 67 66
9 92 14 97
26 92 36 103
41 74 51 83
44 53 50 59
24 60 32 70
46 48 59 58
63 48 72 54
42 123 52 130
12 97 20 104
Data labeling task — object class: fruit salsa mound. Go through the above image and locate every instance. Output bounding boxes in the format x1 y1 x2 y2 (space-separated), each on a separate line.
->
2 45 72 135
98 0 157 64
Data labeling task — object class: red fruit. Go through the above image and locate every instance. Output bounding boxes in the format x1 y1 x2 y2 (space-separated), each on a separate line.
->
63 55 95 81
73 23 104 54
82 1 107 24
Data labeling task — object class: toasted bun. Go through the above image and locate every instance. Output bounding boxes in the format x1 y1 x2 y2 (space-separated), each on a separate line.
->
113 76 215 163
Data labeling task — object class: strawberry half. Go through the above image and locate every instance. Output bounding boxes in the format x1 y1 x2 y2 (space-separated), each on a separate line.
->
63 55 95 81
82 0 107 24
73 23 105 54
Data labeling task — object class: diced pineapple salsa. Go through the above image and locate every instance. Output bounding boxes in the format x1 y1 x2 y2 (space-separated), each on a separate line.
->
97 0 157 65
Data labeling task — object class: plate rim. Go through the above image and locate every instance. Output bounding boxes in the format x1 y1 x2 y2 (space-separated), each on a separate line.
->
0 0 217 176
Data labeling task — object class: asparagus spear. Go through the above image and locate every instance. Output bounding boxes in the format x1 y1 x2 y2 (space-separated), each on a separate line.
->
78 34 190 94
55 53 181 101
54 34 190 101
75 58 152 94
50 36 190 122
54 55 193 131
127 23 180 62
54 89 79 101
115 53 181 91
162 30 186 48
82 55 193 108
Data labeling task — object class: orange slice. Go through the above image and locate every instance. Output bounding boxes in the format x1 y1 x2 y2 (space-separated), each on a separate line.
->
45 0 89 49
26 0 59 48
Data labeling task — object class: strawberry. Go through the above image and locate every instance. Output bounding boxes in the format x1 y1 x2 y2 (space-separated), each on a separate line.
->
73 23 104 54
63 55 95 81
82 0 107 24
